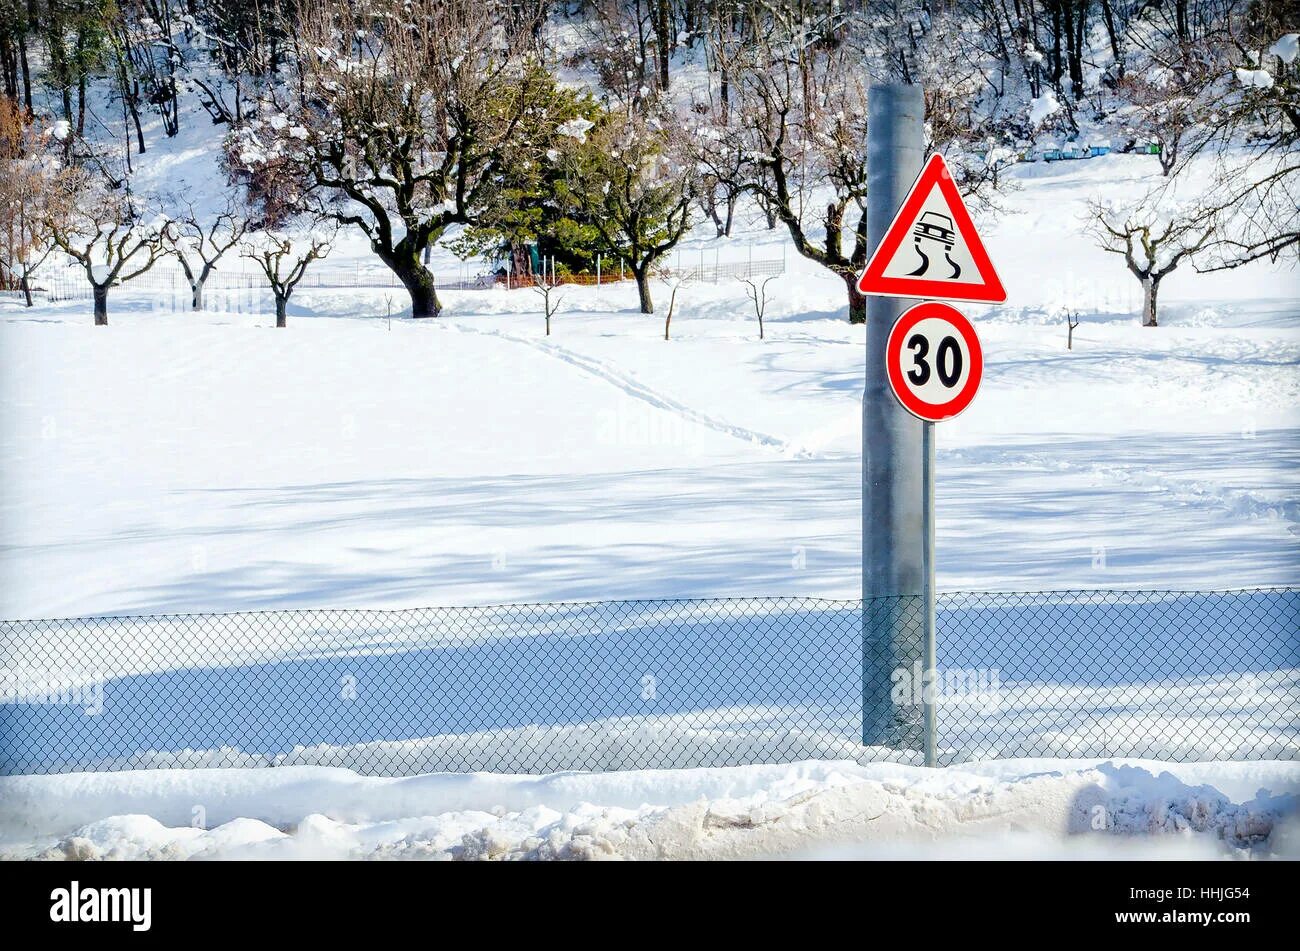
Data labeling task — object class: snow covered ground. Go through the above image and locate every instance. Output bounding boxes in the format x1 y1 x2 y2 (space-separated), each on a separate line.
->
1 758 1295 860
2 154 1297 619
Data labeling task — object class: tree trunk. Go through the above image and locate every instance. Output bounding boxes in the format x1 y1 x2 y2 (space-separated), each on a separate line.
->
654 0 671 91
1063 0 1085 99
1049 4 1063 91
75 36 86 137
1100 0 1122 77
634 267 654 314
18 30 32 113
388 256 441 318
703 188 724 237
1141 275 1159 327
129 84 146 154
21 272 32 307
1159 142 1176 176
844 272 866 325
275 294 287 328
191 278 203 311
92 283 108 325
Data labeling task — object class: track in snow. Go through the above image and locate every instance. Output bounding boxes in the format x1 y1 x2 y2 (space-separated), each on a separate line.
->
460 324 809 457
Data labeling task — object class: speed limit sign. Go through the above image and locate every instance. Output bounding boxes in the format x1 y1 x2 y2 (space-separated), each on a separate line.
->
885 301 983 422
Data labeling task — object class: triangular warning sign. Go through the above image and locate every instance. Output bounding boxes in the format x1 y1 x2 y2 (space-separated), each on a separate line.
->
857 153 1006 304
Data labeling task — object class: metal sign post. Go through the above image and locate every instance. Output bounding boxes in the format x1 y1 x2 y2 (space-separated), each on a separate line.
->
860 92 1004 768
861 83 931 763
923 418 936 768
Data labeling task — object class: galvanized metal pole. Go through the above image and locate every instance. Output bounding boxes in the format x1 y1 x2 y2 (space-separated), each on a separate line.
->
922 417 936 767
862 83 933 763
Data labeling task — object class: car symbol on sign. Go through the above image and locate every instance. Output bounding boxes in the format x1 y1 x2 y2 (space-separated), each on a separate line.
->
913 212 956 250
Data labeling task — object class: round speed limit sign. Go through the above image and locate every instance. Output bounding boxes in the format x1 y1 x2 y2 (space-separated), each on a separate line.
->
885 301 983 422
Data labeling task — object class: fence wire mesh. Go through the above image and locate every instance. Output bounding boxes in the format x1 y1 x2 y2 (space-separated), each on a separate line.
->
1 588 1296 776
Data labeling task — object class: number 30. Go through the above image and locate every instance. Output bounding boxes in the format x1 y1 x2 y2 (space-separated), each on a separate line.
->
906 333 963 388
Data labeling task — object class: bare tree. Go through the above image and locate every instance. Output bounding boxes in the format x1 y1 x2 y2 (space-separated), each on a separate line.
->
1193 155 1300 271
46 169 169 325
742 273 775 340
698 164 742 238
1169 13 1299 271
696 3 1005 324
574 0 657 108
531 255 564 335
1087 196 1217 327
1066 309 1080 349
662 272 682 340
1118 72 1205 177
167 200 248 311
694 2 762 237
704 3 875 323
115 0 182 139
242 226 333 329
0 96 62 306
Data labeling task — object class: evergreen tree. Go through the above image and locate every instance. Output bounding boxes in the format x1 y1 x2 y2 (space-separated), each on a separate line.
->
553 108 694 313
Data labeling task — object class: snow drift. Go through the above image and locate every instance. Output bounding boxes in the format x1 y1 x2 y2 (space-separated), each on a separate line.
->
1 758 1295 860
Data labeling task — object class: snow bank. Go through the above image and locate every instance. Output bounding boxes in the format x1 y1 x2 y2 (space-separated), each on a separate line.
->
2 759 1295 860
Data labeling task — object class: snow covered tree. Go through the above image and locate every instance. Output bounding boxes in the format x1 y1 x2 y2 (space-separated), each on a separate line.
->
450 88 605 277
1177 21 1300 272
1118 72 1205 177
167 199 248 310
112 0 183 140
45 167 170 325
1087 195 1217 327
554 107 694 314
693 3 1016 322
242 225 333 329
576 0 663 106
230 0 559 318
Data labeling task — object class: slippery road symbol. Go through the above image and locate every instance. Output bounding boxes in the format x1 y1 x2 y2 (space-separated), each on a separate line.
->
906 211 962 279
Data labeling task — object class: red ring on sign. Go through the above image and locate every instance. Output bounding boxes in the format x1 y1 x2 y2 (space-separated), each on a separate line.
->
885 301 983 422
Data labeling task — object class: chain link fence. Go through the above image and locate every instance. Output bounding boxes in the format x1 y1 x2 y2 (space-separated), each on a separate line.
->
1 588 1296 776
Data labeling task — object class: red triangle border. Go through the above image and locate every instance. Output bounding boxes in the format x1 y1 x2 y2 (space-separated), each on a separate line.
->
857 153 1007 304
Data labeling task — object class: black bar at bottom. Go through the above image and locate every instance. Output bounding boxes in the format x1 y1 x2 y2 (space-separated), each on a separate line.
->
0 859 1288 941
